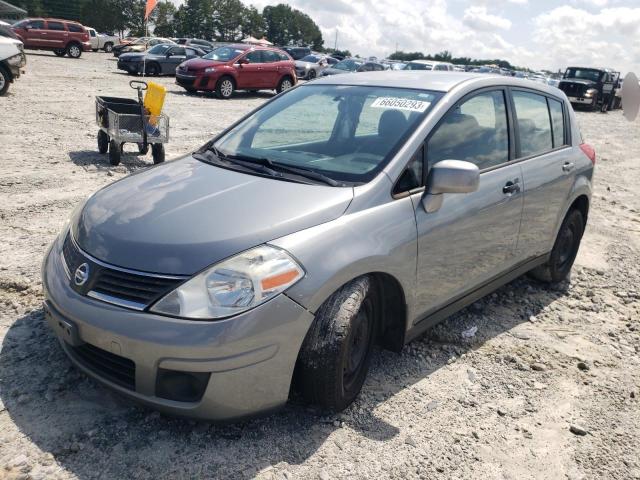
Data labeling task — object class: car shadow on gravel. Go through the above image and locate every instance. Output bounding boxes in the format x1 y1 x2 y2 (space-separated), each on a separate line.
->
0 276 570 479
167 90 276 100
68 150 156 173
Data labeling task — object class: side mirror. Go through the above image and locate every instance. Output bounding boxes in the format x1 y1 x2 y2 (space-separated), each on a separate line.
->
421 160 479 213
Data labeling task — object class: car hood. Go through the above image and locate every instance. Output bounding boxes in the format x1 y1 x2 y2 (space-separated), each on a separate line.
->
182 58 226 70
73 155 353 275
119 52 145 61
560 79 596 87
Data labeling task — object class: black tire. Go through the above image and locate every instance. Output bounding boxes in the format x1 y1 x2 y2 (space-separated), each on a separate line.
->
276 76 294 94
66 43 82 59
297 276 377 411
53 49 66 57
145 62 160 76
0 65 10 97
103 42 113 53
138 143 149 155
307 69 316 80
92 48 99 52
108 139 121 166
529 209 584 284
151 144 165 164
97 130 109 154
215 76 235 99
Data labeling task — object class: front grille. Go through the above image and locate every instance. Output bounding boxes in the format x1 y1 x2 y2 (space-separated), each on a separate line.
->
62 231 185 310
177 76 196 87
560 82 585 97
92 268 182 306
70 343 136 390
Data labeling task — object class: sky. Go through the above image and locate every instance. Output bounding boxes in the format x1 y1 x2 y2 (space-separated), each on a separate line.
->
173 0 640 73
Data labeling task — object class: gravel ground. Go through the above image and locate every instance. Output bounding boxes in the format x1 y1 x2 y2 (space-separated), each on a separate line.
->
0 52 639 480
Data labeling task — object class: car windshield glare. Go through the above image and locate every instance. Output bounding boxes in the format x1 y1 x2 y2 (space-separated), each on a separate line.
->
148 44 172 55
212 85 442 184
300 54 320 63
565 68 602 82
204 46 246 61
335 59 362 71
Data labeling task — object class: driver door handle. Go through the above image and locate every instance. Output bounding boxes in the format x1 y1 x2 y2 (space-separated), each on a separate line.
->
503 179 521 195
562 162 575 172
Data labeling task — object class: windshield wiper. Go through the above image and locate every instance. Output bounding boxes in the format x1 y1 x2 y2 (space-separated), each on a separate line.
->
196 148 283 178
223 152 342 187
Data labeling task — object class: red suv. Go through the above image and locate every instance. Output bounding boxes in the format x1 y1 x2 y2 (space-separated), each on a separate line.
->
12 18 91 58
176 44 296 98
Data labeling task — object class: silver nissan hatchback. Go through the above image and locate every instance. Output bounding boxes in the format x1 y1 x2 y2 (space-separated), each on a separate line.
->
43 72 595 420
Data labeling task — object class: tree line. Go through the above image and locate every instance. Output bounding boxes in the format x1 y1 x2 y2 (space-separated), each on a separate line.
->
6 0 324 49
389 50 521 70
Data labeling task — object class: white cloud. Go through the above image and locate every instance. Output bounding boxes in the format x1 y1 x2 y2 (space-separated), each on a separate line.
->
463 6 512 31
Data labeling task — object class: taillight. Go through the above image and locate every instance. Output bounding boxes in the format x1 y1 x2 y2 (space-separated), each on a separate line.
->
580 143 596 165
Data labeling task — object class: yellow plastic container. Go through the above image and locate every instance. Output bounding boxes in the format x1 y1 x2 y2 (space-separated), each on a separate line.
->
143 82 166 125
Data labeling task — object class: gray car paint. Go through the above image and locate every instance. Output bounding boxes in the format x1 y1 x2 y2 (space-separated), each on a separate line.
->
119 46 202 75
43 71 593 420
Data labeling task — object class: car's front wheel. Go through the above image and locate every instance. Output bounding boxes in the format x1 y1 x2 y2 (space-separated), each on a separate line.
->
103 42 113 53
145 62 160 76
297 276 377 411
0 65 10 96
529 208 585 284
215 77 235 99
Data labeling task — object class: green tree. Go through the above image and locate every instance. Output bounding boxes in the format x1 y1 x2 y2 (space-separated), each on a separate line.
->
263 4 323 49
152 0 177 38
242 5 264 39
212 0 245 42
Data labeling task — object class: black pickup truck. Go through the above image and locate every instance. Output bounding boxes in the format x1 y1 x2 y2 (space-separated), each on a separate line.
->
559 67 620 112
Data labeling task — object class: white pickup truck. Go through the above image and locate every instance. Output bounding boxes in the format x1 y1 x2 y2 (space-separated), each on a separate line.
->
86 28 119 53
0 36 26 96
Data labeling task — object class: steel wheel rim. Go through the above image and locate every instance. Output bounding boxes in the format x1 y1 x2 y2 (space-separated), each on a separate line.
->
105 44 112 52
221 80 233 97
343 298 373 391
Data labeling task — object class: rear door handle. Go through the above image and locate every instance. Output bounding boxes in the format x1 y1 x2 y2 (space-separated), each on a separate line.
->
562 162 575 172
503 179 521 195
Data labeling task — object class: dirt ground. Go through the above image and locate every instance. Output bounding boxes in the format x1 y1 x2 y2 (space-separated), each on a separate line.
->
0 52 638 480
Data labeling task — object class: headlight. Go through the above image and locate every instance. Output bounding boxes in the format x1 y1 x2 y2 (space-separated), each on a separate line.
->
150 245 304 319
305 64 310 69
585 88 597 98
204 67 215 73
7 54 22 66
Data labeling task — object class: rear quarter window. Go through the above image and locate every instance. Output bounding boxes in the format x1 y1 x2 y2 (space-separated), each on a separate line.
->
67 24 84 33
548 98 566 147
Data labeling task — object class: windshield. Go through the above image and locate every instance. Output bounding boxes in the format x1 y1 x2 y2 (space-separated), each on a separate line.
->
147 44 172 55
203 45 246 61
404 62 432 71
334 59 363 71
300 54 320 63
211 85 441 184
564 68 602 82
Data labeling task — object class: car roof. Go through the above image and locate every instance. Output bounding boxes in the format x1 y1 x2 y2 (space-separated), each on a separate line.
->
24 17 82 24
308 71 567 96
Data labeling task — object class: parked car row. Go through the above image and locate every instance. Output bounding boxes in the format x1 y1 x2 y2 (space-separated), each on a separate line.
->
118 43 206 76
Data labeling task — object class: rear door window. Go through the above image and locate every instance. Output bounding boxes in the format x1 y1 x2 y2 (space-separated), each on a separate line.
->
46 21 65 31
244 50 263 63
547 98 566 148
512 91 553 157
428 90 509 170
262 50 280 63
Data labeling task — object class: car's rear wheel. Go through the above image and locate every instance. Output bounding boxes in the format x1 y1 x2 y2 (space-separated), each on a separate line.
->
103 42 113 53
276 76 293 94
97 130 109 154
0 65 10 96
297 276 377 411
53 49 66 57
529 209 584 284
145 62 160 76
215 77 234 99
108 139 121 166
67 43 82 59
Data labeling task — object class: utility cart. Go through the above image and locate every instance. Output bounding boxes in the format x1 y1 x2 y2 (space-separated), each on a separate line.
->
95 80 169 166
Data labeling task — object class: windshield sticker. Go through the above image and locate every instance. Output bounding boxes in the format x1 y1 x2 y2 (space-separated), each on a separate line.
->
371 97 431 112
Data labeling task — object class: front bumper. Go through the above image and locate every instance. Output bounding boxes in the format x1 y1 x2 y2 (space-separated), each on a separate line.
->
567 96 595 105
117 61 141 74
176 71 209 90
42 234 314 420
